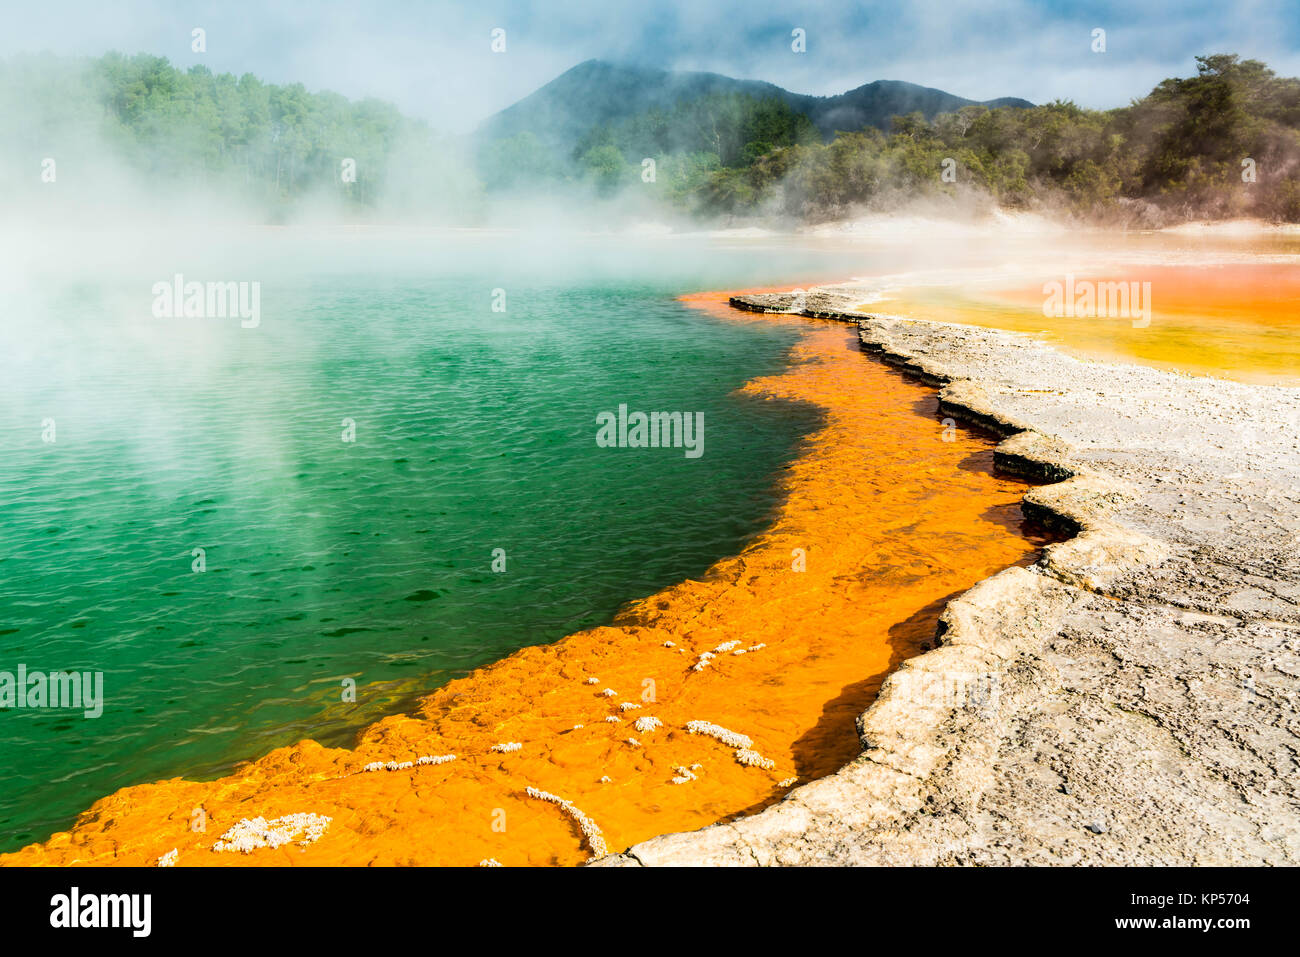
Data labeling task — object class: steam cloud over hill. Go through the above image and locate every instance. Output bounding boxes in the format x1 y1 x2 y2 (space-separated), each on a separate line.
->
3 51 1298 226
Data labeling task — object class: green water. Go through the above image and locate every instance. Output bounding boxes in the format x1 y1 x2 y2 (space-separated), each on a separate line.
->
0 229 903 851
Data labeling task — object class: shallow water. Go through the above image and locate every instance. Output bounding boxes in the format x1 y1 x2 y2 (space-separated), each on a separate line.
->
865 241 1300 385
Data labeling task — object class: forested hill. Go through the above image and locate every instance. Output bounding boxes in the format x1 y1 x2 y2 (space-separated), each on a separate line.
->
3 51 1298 225
476 59 1032 154
0 51 473 217
479 53 1300 225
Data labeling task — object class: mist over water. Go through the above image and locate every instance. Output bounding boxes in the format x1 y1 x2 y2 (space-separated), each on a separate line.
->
5 198 1297 850
3 0 1297 871
0 227 924 851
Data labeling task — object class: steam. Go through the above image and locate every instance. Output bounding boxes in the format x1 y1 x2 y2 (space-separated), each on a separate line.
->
3 1 1295 232
4 0 1299 125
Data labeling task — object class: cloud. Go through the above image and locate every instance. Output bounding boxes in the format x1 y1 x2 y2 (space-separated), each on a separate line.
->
3 0 1300 131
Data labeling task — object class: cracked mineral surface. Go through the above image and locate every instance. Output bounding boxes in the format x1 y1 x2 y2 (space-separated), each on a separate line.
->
596 285 1300 866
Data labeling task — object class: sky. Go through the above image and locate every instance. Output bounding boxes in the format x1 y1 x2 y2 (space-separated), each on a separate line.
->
3 0 1300 132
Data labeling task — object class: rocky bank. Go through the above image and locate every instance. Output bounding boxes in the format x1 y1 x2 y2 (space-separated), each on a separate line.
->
595 284 1300 866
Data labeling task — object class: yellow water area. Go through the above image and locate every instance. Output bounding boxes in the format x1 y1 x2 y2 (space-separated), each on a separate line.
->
3 294 1052 867
866 264 1300 385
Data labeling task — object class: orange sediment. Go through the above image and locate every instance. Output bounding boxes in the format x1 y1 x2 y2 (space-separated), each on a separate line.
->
3 293 1051 867
868 263 1300 384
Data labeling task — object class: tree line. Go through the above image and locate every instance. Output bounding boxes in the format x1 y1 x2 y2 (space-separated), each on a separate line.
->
486 54 1300 224
5 51 1298 224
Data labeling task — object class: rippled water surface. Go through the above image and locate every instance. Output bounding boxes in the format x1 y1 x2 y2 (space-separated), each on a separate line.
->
0 230 911 850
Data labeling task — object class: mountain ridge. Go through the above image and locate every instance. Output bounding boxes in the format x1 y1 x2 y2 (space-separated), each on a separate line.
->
477 58 1034 152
